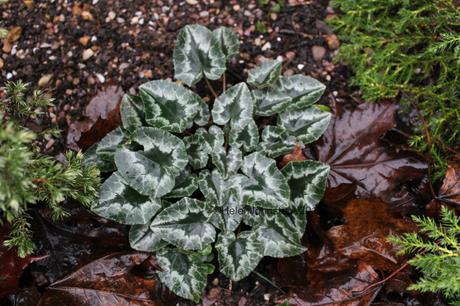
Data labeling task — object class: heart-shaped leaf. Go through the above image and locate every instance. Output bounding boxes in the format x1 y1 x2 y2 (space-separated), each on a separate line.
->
211 82 254 130
194 99 210 126
140 80 202 133
198 169 247 208
173 24 226 86
212 27 240 60
254 75 325 116
184 133 210 170
258 125 296 158
156 246 214 303
120 94 145 133
164 169 198 198
216 231 263 281
253 211 306 258
129 223 168 252
212 146 243 179
281 160 330 210
91 127 126 172
241 152 290 209
91 172 161 224
228 119 260 152
115 127 187 197
247 58 282 88
150 198 216 251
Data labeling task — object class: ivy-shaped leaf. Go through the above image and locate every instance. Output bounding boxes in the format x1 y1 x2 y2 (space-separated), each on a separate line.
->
129 222 168 252
211 82 254 130
150 198 216 251
212 27 240 60
247 58 282 88
120 94 145 133
228 119 259 152
258 125 296 158
115 127 187 197
241 152 290 209
281 160 330 210
91 172 161 224
254 75 326 116
173 24 226 86
216 231 263 281
212 146 243 179
278 106 331 145
198 169 247 208
140 80 202 133
156 246 215 303
164 169 198 198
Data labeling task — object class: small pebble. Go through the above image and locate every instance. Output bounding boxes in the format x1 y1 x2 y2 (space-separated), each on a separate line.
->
297 63 305 70
261 42 271 51
82 48 94 60
95 73 105 83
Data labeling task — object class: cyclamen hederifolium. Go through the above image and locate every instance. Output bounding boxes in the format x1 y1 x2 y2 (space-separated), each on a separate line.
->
85 24 331 302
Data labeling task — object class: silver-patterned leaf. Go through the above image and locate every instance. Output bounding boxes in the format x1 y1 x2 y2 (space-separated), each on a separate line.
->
156 246 214 303
212 146 243 179
228 119 259 152
281 160 330 210
278 106 331 145
151 198 216 251
129 222 168 252
120 94 145 133
241 152 290 209
212 27 240 60
254 75 326 116
216 231 263 281
115 127 187 197
194 99 210 126
253 212 306 258
198 169 247 208
258 125 296 158
164 170 198 198
173 24 226 86
94 127 127 172
184 134 210 170
140 80 202 133
92 172 161 224
247 58 282 88
211 82 254 130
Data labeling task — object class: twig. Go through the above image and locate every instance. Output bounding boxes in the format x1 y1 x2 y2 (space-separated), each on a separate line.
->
204 77 218 98
357 261 409 295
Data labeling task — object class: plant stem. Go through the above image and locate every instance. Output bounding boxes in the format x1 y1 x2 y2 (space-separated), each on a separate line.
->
253 270 286 294
204 77 218 98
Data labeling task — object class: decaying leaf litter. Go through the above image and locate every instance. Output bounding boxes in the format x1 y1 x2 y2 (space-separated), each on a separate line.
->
0 0 456 305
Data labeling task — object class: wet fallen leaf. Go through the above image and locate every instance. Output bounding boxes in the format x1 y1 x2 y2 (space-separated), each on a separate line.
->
306 101 427 204
0 226 45 298
279 143 306 168
29 203 129 286
326 199 416 271
280 263 379 306
428 154 460 215
67 85 123 150
37 252 164 306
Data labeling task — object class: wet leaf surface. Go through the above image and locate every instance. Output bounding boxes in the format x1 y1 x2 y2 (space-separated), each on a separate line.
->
28 203 129 287
67 85 124 151
0 226 45 299
37 252 163 306
428 154 460 214
306 102 427 204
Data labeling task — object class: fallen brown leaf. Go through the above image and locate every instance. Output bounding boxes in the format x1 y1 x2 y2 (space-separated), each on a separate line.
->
280 263 379 306
279 143 306 168
67 85 123 150
306 101 427 204
2 26 22 53
37 252 164 306
0 226 45 299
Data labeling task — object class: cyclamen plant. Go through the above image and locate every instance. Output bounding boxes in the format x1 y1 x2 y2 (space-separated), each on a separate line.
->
86 24 331 302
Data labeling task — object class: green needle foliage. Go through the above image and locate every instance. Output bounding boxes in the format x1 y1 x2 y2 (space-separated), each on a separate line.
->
0 81 100 257
389 206 460 304
330 0 460 181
